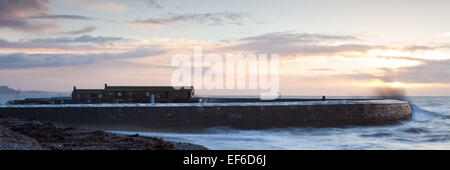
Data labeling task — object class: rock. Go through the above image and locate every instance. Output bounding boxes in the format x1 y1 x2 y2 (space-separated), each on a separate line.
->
129 134 139 137
171 141 208 150
0 125 43 150
0 118 208 150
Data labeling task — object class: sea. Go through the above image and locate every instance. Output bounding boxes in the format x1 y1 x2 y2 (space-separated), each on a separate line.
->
1 94 449 150
114 96 450 150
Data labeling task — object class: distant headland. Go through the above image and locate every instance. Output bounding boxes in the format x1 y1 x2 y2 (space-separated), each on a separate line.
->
0 86 18 94
0 85 68 95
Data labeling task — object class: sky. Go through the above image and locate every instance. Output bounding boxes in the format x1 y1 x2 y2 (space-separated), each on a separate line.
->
1 0 450 96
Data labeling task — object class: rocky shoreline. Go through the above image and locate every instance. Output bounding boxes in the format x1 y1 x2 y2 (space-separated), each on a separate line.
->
0 117 207 150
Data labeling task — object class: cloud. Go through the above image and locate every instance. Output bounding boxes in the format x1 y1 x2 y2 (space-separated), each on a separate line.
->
381 60 450 84
223 31 378 56
60 26 96 35
0 48 165 69
0 0 58 31
0 35 128 50
0 0 49 17
335 58 450 84
0 0 101 32
240 32 356 42
0 18 58 32
402 45 434 52
26 14 98 20
1 35 123 46
147 0 162 9
130 12 250 26
27 35 124 44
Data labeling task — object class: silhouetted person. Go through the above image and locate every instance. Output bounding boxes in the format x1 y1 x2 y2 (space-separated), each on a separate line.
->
322 96 326 100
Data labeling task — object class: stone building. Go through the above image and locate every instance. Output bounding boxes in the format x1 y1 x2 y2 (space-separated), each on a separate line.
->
72 84 194 103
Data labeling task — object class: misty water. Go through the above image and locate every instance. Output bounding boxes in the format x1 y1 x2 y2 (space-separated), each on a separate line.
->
1 94 449 149
113 96 450 150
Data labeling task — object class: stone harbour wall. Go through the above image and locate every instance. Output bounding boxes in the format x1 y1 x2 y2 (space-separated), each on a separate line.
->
0 102 412 131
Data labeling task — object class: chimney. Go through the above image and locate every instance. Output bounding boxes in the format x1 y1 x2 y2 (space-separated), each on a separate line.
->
105 83 107 89
73 86 76 91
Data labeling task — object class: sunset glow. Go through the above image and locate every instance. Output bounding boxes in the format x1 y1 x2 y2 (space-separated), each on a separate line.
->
0 0 450 96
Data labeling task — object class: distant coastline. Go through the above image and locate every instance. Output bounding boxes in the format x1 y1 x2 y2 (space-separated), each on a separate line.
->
0 85 70 104
0 85 69 95
0 85 70 95
0 86 17 94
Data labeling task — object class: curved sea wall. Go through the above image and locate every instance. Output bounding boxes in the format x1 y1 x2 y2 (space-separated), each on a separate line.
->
0 100 412 131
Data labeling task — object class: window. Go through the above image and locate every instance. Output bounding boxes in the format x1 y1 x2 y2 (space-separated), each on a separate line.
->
146 92 150 97
98 94 102 98
77 94 80 99
90 94 97 99
117 92 122 97
129 92 133 96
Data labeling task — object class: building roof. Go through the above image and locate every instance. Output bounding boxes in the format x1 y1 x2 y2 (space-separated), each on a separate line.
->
105 86 193 92
73 89 104 94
